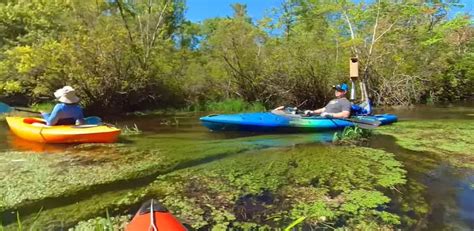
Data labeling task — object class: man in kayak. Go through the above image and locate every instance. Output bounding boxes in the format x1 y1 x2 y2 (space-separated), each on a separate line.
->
304 83 351 119
41 86 85 126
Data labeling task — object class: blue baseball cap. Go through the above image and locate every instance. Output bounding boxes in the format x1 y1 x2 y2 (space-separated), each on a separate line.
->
333 83 348 92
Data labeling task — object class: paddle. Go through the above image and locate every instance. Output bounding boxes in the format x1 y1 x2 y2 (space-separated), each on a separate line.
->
0 102 45 115
0 102 103 125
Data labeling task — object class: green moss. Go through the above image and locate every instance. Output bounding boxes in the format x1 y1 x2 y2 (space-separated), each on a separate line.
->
378 120 474 167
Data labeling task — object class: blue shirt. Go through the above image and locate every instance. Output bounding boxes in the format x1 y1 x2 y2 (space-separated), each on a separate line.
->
41 103 84 126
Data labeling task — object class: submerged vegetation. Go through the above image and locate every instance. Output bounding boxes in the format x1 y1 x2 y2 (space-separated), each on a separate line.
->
0 129 407 230
146 145 406 230
379 119 474 168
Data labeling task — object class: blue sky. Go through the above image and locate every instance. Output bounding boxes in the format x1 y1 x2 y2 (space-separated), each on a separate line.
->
185 0 474 22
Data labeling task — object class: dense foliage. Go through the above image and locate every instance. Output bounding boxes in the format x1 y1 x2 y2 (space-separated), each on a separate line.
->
0 0 472 113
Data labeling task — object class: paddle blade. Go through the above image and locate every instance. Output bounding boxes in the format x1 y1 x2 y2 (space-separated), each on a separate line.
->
0 102 12 114
347 117 381 129
353 122 378 129
351 118 382 126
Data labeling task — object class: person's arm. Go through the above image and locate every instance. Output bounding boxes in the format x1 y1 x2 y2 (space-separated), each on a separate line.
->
42 104 62 126
305 107 325 115
313 107 325 114
273 105 285 111
76 107 85 125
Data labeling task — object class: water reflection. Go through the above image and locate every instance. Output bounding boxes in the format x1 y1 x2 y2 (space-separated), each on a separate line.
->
8 134 68 153
458 174 474 229
243 132 335 147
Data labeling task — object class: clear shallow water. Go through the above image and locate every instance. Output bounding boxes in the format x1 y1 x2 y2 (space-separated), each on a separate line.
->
0 106 473 230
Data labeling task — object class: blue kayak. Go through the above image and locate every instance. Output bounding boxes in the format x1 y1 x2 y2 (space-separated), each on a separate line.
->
200 112 397 132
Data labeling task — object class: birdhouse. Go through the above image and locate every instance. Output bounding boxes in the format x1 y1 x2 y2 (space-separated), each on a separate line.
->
350 57 359 79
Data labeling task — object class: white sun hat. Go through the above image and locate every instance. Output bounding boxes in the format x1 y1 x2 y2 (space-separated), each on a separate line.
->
54 86 80 104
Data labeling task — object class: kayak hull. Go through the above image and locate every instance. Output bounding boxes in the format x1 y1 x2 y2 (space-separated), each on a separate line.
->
126 199 186 231
6 117 121 143
200 112 397 132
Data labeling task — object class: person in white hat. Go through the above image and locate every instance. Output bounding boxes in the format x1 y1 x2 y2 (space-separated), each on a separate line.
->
41 86 85 126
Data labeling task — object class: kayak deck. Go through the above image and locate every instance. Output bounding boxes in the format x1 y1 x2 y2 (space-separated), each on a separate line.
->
200 112 397 132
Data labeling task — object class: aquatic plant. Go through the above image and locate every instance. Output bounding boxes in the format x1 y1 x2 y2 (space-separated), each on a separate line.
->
332 126 372 145
379 119 474 168
148 145 406 230
0 133 293 219
120 124 142 135
70 212 129 231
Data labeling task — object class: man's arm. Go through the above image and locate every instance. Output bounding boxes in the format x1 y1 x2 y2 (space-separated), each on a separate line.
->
313 108 325 114
305 108 325 115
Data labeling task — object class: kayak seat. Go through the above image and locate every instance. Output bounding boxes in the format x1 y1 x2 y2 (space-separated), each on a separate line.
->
351 101 372 116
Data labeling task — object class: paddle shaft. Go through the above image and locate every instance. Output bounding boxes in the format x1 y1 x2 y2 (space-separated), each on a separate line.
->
14 107 42 114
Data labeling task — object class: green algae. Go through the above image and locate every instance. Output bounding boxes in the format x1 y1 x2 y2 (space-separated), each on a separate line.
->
2 143 406 230
0 146 161 212
146 145 406 230
0 137 250 212
378 120 474 168
0 132 334 214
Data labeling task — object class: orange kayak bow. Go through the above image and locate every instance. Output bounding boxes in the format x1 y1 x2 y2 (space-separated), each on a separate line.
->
126 199 187 231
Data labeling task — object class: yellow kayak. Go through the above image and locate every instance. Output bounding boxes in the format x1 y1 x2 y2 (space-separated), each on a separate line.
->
6 117 121 143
